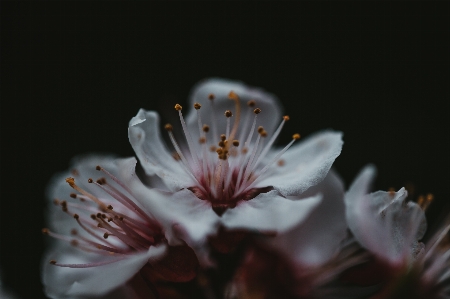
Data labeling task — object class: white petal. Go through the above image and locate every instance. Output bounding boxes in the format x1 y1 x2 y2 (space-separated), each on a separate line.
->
118 163 219 247
42 243 165 298
128 109 193 191
345 165 426 264
258 130 343 197
269 171 347 266
221 190 322 233
185 78 283 141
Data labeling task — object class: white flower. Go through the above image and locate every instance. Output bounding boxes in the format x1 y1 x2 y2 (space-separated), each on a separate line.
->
42 156 199 299
345 165 426 265
345 165 450 298
127 78 344 251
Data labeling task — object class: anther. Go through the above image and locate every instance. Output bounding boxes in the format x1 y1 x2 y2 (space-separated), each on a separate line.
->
293 133 301 140
232 140 240 147
119 216 124 221
49 260 57 265
97 213 102 218
283 115 290 121
69 193 76 199
65 177 75 188
107 205 113 210
208 93 215 100
220 134 226 141
254 108 261 114
225 110 233 118
388 188 395 196
248 100 256 107
228 91 239 100
73 214 79 220
95 165 101 171
278 159 285 166
174 104 182 111
70 229 78 235
258 126 264 133
88 178 93 183
203 124 210 132
218 141 225 147
42 228 49 235
199 137 206 144
70 240 79 246
164 124 173 131
172 152 181 161
216 148 224 155
101 214 106 219
260 130 268 137
103 233 109 239
426 193 434 201
96 178 106 185
90 214 96 220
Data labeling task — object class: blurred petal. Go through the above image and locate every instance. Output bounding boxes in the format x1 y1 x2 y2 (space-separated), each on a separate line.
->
270 171 347 266
345 165 426 264
42 244 165 298
185 78 283 141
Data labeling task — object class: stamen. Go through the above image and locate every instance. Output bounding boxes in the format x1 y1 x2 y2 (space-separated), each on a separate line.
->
226 91 241 148
242 133 301 193
65 177 107 210
174 104 201 175
208 94 219 144
50 257 126 268
253 115 290 170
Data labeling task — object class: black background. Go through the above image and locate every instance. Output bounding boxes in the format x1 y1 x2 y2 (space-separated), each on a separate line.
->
1 2 449 298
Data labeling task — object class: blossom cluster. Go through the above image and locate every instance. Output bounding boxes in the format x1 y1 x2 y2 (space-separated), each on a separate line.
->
42 79 450 299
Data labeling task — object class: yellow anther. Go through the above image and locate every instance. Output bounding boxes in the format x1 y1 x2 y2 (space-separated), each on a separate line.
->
194 102 202 110
174 104 182 111
293 133 301 140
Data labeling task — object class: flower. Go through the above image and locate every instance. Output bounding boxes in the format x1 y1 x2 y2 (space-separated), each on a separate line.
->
42 156 199 298
126 78 344 251
344 166 450 298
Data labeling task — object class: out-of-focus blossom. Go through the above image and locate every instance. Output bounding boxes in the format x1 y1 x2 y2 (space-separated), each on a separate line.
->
127 78 343 252
344 166 450 299
42 156 199 299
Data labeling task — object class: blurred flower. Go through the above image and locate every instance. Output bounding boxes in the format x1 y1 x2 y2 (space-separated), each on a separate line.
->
42 156 198 299
127 78 343 252
344 166 450 298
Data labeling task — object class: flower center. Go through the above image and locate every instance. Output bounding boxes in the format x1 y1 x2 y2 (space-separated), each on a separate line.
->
165 91 300 215
43 165 163 268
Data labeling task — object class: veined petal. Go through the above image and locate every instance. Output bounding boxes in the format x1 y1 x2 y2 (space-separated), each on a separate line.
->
221 190 322 233
185 78 283 140
258 131 343 197
42 244 166 298
269 171 347 266
128 109 193 191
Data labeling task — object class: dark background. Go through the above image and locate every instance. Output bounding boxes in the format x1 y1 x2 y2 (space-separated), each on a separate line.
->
1 2 449 298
